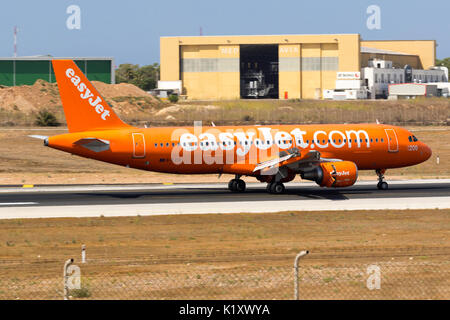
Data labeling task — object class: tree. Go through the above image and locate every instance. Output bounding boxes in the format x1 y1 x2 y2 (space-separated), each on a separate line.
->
115 63 160 91
436 58 450 78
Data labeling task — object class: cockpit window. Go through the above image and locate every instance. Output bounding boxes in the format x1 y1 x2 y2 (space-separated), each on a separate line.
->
412 135 418 142
408 136 413 142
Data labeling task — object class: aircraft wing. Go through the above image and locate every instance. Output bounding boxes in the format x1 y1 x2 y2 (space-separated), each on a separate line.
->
73 138 110 152
253 148 342 174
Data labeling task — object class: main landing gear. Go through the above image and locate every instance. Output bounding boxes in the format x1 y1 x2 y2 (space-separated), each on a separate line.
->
376 169 388 190
266 181 285 194
228 175 246 192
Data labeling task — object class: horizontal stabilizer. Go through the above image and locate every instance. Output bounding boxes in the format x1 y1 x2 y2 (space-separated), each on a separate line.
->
28 135 48 140
73 138 110 152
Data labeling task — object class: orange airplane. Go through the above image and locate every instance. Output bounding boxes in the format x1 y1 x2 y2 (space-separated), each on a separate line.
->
30 60 432 194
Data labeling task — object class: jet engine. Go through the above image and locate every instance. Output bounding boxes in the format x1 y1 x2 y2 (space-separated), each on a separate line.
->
301 161 358 188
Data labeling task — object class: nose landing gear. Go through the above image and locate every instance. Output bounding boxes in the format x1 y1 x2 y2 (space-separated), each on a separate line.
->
376 169 388 190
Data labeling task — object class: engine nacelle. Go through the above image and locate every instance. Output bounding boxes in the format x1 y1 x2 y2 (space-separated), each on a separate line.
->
301 161 358 188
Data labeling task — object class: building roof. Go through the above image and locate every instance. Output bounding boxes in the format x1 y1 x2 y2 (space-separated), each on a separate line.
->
360 46 412 56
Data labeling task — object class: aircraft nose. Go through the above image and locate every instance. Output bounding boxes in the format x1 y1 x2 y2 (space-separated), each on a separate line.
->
421 143 432 162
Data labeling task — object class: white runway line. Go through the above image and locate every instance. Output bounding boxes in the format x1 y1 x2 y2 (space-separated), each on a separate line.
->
0 202 37 206
0 197 449 220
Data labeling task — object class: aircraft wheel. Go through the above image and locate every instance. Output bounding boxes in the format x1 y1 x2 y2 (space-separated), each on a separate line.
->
235 179 246 192
269 182 285 194
228 179 238 192
377 181 388 190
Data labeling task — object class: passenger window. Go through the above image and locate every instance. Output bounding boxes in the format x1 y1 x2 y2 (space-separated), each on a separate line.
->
160 143 163 147
381 139 384 142
154 143 157 147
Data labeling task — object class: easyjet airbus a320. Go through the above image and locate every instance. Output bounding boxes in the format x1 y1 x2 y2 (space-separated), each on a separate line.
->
30 60 432 194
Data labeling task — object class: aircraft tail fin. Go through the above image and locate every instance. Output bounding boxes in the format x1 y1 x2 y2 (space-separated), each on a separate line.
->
52 60 130 133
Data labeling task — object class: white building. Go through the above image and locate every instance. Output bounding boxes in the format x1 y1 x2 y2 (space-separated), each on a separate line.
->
324 59 448 100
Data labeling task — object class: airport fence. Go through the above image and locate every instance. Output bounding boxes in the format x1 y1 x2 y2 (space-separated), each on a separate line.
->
0 254 448 300
133 102 450 128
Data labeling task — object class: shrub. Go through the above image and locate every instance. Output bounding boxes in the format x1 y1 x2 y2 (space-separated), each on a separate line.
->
70 286 91 298
35 110 60 127
169 94 179 103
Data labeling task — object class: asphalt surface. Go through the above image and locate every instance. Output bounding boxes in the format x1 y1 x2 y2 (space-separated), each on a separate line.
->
1 180 449 208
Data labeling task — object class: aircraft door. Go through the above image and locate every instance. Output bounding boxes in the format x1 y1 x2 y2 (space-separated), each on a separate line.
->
384 129 399 153
132 133 146 158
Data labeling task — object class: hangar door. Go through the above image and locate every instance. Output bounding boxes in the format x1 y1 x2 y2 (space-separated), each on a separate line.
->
240 45 279 99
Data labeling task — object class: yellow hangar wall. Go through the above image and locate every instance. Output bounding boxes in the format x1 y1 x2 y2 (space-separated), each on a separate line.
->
160 34 361 100
360 40 436 69
361 52 421 69
180 44 240 100
160 35 434 100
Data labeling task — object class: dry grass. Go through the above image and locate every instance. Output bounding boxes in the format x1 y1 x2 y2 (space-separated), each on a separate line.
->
0 209 449 299
1 91 449 127
0 126 448 185
161 98 450 127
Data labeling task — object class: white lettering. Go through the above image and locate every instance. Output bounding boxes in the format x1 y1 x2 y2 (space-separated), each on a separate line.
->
274 131 292 149
329 130 346 148
313 131 328 148
254 127 273 150
80 88 94 100
346 130 370 148
66 68 75 78
180 133 198 152
291 128 308 148
234 131 255 156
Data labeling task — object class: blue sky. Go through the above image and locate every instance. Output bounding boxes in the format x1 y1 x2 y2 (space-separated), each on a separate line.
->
1 0 449 66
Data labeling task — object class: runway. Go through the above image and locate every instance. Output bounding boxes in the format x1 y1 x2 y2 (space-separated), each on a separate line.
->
0 179 449 219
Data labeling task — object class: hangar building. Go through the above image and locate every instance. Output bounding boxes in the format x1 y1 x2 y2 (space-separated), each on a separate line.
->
159 34 437 100
0 56 115 86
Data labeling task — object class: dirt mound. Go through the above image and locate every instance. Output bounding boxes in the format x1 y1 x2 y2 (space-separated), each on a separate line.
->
0 79 163 125
91 81 155 98
0 79 60 113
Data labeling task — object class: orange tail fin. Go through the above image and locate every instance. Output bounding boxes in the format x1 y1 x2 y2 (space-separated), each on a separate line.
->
52 60 130 132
